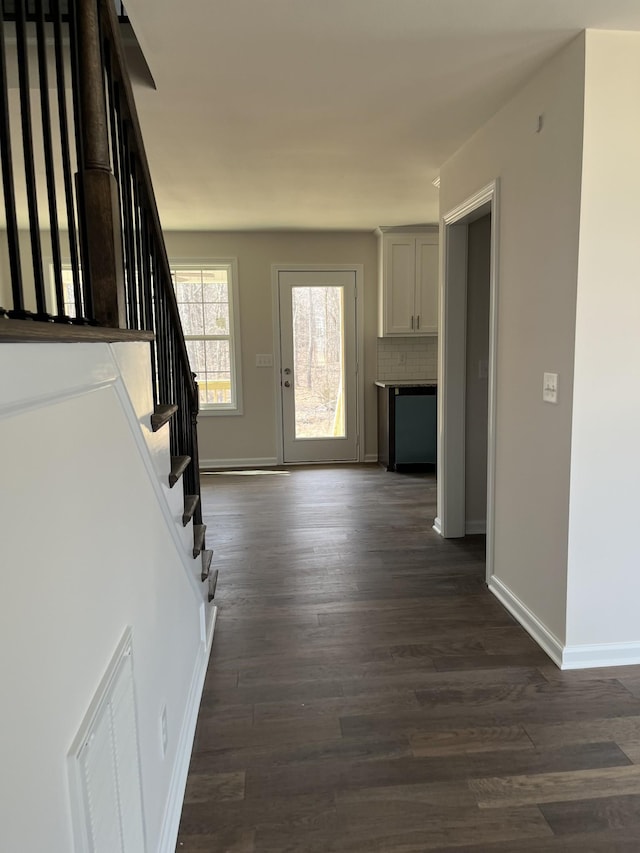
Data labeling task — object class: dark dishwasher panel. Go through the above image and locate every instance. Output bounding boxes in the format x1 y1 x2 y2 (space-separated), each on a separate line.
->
377 384 437 472
396 392 437 465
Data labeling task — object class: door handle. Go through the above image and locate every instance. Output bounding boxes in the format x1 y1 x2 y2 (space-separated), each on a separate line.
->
284 380 291 388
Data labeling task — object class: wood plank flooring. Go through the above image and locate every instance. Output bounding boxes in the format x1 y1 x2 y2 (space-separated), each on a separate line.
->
176 465 640 852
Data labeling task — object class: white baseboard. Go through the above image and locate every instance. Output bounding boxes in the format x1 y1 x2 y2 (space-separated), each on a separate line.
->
465 519 486 535
364 453 378 464
433 516 442 535
157 611 217 853
200 457 278 470
487 575 563 668
562 641 640 670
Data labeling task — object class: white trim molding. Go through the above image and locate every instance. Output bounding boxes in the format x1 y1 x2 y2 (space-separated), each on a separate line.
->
488 576 563 668
561 642 640 670
432 516 443 535
167 258 243 416
364 453 378 464
157 606 217 853
465 519 486 535
271 263 365 465
438 179 500 591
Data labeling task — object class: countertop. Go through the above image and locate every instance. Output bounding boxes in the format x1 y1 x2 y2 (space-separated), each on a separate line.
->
375 379 437 388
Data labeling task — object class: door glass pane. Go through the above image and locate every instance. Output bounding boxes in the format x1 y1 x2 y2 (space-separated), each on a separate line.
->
291 286 345 438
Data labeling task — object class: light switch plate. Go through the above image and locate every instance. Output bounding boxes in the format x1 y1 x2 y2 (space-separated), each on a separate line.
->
543 372 558 404
255 354 273 368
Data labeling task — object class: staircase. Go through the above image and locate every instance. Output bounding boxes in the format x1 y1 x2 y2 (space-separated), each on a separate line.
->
0 0 217 604
152 402 217 601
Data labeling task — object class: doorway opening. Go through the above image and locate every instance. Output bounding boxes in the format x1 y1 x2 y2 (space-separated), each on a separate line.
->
436 180 499 584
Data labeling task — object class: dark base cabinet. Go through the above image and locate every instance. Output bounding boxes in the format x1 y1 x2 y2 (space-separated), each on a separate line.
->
377 384 437 472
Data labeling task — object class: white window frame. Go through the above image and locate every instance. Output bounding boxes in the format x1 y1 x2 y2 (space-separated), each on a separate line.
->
171 258 243 416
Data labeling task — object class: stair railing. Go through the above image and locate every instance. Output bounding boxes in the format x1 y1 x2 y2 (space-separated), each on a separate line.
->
0 0 202 523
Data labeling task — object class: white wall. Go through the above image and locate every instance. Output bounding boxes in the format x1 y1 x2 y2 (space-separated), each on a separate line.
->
566 31 640 651
439 35 586 643
163 230 379 465
0 342 207 852
465 214 491 530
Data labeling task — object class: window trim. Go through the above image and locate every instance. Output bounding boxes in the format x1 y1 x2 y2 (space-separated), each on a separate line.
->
170 258 243 416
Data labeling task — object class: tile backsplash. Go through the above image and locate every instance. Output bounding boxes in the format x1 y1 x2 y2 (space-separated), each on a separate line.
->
377 336 438 381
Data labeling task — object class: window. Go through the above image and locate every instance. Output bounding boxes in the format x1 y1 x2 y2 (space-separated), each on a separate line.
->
171 261 242 414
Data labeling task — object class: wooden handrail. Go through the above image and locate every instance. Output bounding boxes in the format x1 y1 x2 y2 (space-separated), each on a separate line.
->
97 0 198 409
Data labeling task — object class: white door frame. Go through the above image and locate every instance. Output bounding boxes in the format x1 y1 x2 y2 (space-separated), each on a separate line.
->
271 264 365 465
435 180 500 584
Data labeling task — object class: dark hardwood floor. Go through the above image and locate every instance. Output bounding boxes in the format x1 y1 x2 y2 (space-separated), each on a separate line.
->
176 465 640 852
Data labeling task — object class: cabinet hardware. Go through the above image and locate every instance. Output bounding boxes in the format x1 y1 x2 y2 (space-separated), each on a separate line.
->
417 315 420 329
411 315 414 330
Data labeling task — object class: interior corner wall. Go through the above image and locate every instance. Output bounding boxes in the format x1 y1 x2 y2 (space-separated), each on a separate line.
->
163 230 379 465
438 34 586 644
566 31 640 650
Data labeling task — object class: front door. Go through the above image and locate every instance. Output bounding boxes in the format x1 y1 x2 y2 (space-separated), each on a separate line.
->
277 269 358 463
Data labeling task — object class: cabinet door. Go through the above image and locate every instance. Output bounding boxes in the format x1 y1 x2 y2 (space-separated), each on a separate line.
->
415 235 439 335
383 235 416 335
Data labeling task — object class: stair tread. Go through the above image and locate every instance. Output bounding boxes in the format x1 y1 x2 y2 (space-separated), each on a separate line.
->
201 549 213 582
193 523 206 558
169 455 191 488
183 494 200 527
151 403 178 432
208 569 218 603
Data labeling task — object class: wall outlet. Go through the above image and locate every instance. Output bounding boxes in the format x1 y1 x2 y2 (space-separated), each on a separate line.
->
398 352 407 366
543 372 558 404
255 354 273 368
160 705 168 757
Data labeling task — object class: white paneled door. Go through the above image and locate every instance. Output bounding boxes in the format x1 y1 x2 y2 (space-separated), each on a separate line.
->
277 270 358 463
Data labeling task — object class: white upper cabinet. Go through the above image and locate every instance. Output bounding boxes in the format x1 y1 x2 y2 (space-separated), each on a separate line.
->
378 229 439 336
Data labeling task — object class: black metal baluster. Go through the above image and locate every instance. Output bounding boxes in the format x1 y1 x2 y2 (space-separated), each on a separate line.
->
116 106 138 329
158 292 169 406
131 155 145 320
67 0 94 321
190 384 203 525
147 225 160 403
157 263 170 404
52 0 83 322
145 211 167 406
104 39 137 329
180 373 192 493
35 0 68 322
0 3 26 318
15 0 48 320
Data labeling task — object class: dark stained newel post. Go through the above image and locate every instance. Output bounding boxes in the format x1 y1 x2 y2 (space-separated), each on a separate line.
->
77 0 126 328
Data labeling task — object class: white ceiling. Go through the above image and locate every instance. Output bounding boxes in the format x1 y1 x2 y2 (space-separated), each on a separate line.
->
125 0 640 231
